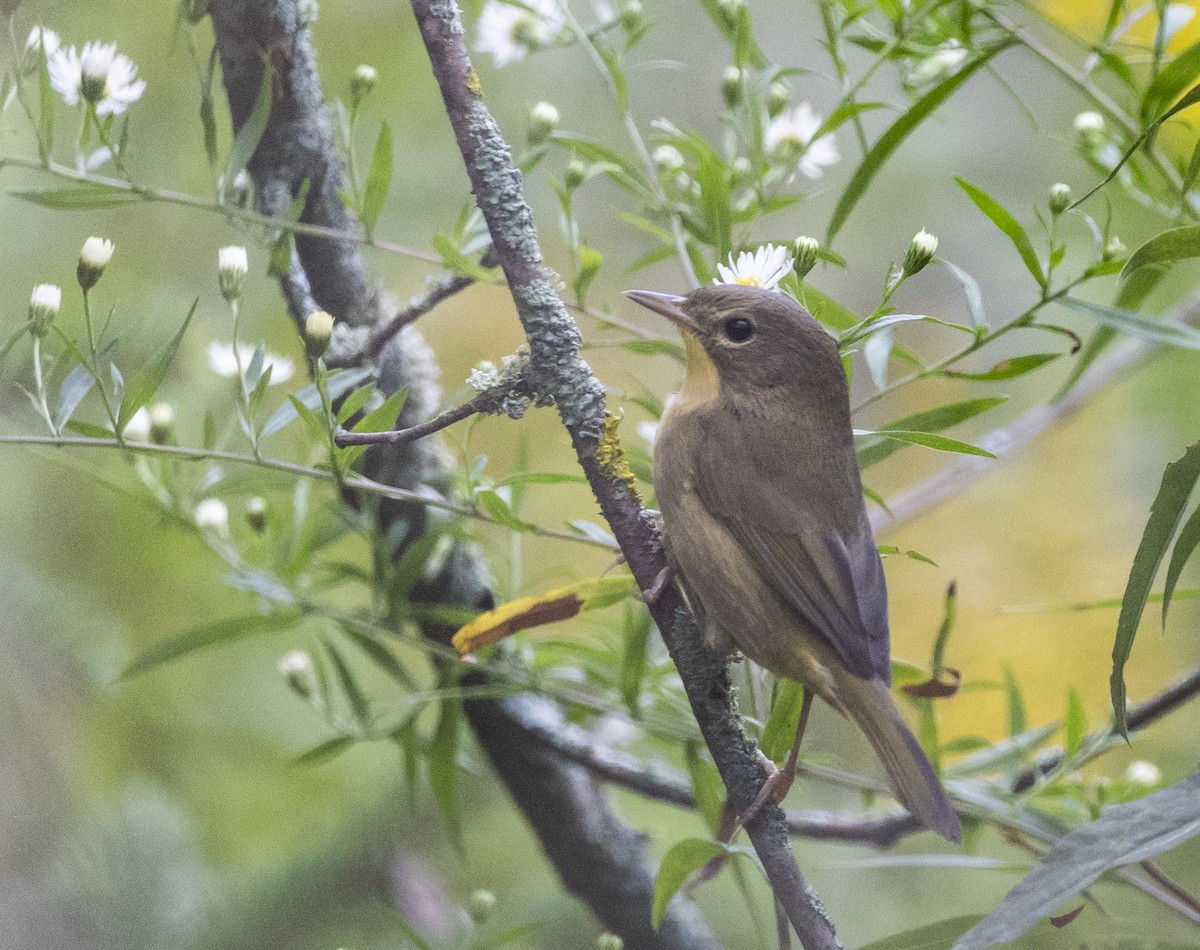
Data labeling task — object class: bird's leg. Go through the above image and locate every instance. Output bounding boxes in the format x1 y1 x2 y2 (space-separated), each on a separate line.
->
633 563 674 604
729 687 814 838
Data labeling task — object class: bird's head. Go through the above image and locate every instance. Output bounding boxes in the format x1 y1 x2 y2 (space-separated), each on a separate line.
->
623 284 842 397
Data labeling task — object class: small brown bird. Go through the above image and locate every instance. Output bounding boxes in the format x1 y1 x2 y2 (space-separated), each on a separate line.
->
625 284 961 843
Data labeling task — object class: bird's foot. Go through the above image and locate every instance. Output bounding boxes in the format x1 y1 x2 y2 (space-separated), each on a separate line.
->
632 564 674 604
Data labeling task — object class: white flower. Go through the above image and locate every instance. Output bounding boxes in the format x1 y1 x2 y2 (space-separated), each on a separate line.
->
122 407 152 440
1073 111 1104 133
713 244 794 290
25 26 61 58
217 245 249 301
1125 761 1162 786
1163 3 1195 42
637 420 658 451
28 284 62 337
49 41 145 115
764 103 839 179
653 145 685 172
932 40 966 70
475 0 563 68
278 649 315 698
207 342 294 384
902 229 939 277
195 498 229 531
78 236 114 289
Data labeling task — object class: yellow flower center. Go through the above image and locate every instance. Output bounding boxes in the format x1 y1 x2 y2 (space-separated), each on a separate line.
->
735 275 762 286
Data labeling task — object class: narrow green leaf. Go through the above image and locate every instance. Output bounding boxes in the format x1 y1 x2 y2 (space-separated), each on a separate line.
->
429 694 464 851
118 298 199 428
122 611 302 678
1065 688 1086 757
1112 441 1200 735
341 625 415 689
695 150 732 263
618 608 652 717
223 66 272 201
1120 225 1200 280
942 353 1060 381
826 44 1010 243
339 387 408 466
200 45 220 169
9 185 147 210
324 640 372 730
684 744 725 835
1003 664 1026 738
856 396 1005 468
859 916 984 950
296 735 358 765
618 338 686 362
1142 39 1200 123
360 121 393 236
955 178 1045 289
475 489 539 532
857 429 996 459
939 258 988 329
952 771 1200 950
1062 297 1200 349
497 471 589 488
1162 503 1200 626
760 680 806 764
54 365 96 432
652 838 735 928
262 367 375 438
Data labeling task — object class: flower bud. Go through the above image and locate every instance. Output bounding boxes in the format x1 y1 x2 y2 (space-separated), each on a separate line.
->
527 101 559 145
1125 760 1161 786
766 82 789 118
149 402 175 444
619 0 642 31
1103 235 1126 261
278 649 315 699
304 309 335 360
23 26 60 66
1048 182 1072 216
245 496 268 533
351 64 377 107
28 283 62 338
902 228 938 277
195 498 229 532
564 158 588 190
721 66 743 108
218 245 248 302
1073 111 1104 134
652 145 685 173
793 235 820 278
123 407 151 440
77 236 114 291
597 935 624 950
467 889 497 924
717 0 745 27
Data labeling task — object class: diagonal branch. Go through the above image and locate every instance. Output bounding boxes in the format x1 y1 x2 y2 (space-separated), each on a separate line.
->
409 1 839 945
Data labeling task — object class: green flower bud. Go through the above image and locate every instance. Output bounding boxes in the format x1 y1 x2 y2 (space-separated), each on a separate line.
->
28 284 62 338
652 145 685 173
793 235 820 278
149 402 175 444
278 649 315 699
597 934 625 950
1048 182 1072 216
721 66 743 108
619 0 642 30
467 889 497 924
245 496 268 533
528 101 559 145
218 245 248 302
1103 235 1126 262
564 158 588 190
766 82 790 118
901 229 938 277
351 64 377 107
304 309 335 360
77 236 114 291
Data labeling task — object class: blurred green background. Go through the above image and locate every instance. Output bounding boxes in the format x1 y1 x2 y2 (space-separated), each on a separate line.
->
2 0 1199 947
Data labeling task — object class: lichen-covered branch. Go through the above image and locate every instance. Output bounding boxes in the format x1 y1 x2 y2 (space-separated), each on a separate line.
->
207 4 717 947
408 1 839 945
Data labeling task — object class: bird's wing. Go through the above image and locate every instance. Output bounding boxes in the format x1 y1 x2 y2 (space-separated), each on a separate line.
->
690 408 891 682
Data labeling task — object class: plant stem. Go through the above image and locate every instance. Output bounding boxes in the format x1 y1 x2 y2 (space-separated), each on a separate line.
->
81 288 122 442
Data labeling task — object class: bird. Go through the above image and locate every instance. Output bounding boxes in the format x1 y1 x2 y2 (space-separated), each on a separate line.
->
624 283 961 843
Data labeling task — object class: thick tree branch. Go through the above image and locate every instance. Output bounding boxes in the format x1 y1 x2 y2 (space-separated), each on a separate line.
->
409 2 839 945
208 4 716 947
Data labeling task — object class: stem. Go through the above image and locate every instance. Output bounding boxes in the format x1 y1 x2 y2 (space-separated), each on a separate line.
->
30 335 56 435
81 288 123 442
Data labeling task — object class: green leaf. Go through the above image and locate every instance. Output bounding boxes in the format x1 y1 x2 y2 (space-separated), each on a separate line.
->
54 365 96 432
939 258 988 330
652 838 736 928
1003 664 1026 738
826 44 1010 244
856 397 1005 469
324 640 372 731
859 916 984 950
794 284 861 331
341 625 415 689
122 611 302 678
1064 688 1086 757
1162 503 1200 627
955 178 1045 289
684 743 725 834
618 608 652 717
1120 225 1200 280
429 692 464 851
550 133 654 199
339 387 408 466
1056 297 1200 347
431 233 503 283
573 243 602 308
200 44 220 169
360 121 393 236
296 735 358 766
951 771 1200 950
760 680 806 764
262 367 375 438
1142 40 1200 124
1112 440 1200 736
475 489 538 532
942 353 1061 381
695 150 732 263
118 298 199 429
223 66 272 202
497 471 589 488
618 338 686 362
857 429 996 460
8 185 147 210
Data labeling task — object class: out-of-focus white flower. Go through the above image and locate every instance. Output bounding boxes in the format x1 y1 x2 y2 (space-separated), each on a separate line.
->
25 26 61 58
350 63 378 105
195 498 229 531
475 0 563 68
1163 3 1195 42
149 402 175 444
764 103 839 179
636 420 658 452
77 236 114 290
527 100 559 143
653 144 685 172
714 244 794 290
278 649 315 698
932 40 967 69
28 284 62 337
1126 760 1162 786
217 245 249 302
122 406 152 440
207 341 294 384
304 310 334 360
49 41 145 115
1073 111 1105 133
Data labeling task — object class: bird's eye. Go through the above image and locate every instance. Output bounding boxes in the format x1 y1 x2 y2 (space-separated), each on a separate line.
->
723 316 754 343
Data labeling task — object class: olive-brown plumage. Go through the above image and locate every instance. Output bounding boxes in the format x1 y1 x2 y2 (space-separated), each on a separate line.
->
626 284 960 843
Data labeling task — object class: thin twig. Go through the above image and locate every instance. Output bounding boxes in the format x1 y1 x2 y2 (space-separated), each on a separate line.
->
335 393 485 447
1139 860 1200 920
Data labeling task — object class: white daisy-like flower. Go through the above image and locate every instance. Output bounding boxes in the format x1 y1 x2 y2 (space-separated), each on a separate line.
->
207 341 294 384
1073 111 1104 133
931 40 966 70
475 0 564 68
195 498 229 531
1125 761 1162 786
764 103 840 179
713 244 794 290
122 406 152 440
25 26 61 58
1163 3 1195 42
49 41 145 116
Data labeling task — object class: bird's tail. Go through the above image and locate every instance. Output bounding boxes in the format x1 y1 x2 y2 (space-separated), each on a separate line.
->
835 673 962 843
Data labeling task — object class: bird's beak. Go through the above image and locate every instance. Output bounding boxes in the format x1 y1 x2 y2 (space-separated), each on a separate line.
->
623 290 694 333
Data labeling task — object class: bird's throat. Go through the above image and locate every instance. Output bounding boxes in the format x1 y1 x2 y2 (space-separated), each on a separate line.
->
680 333 719 404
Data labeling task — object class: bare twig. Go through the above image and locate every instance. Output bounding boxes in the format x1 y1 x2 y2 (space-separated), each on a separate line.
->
409 1 838 944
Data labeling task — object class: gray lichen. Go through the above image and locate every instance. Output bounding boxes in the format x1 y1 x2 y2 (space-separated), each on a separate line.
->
466 349 554 419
